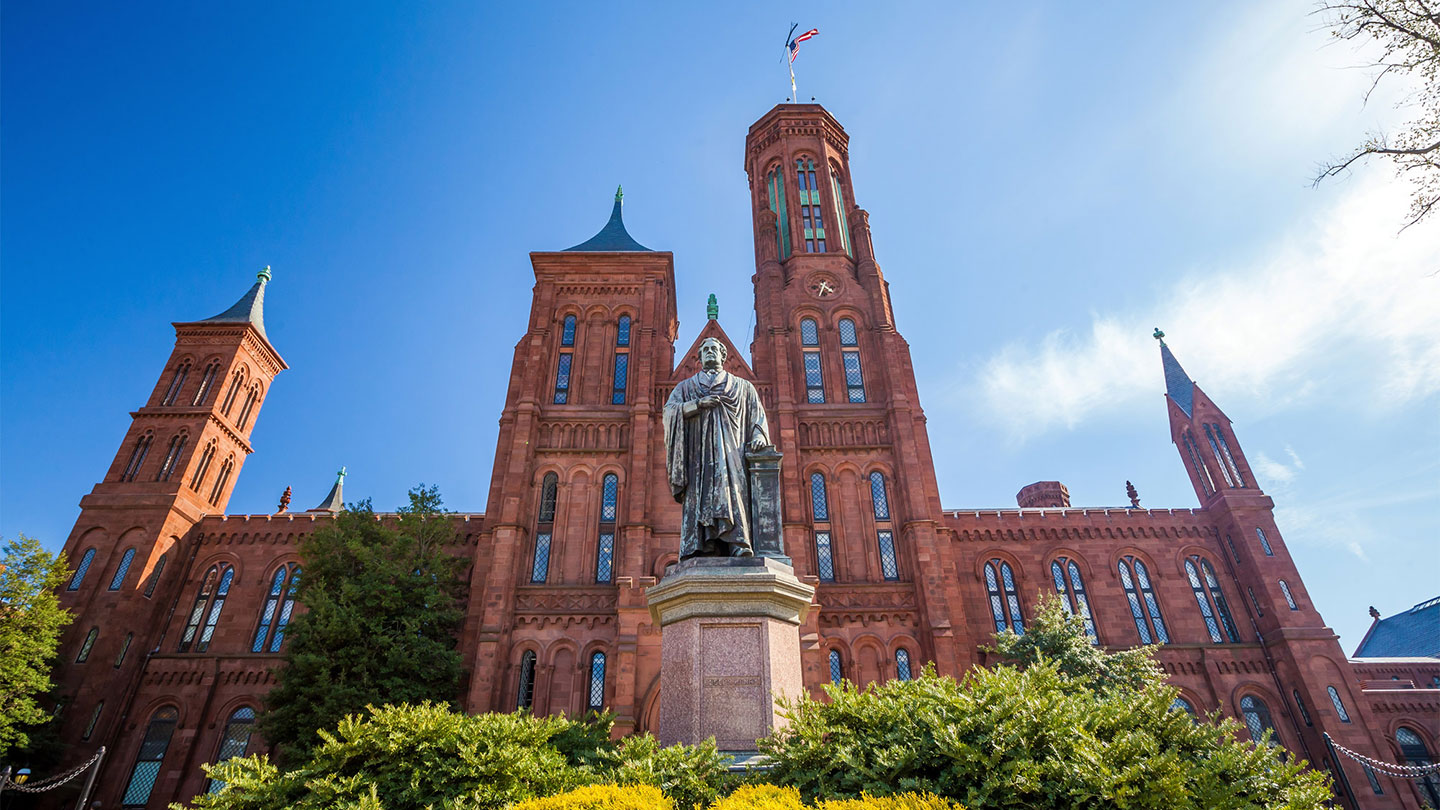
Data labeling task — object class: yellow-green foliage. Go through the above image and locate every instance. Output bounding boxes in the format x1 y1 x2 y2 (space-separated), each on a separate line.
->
512 784 672 810
708 785 963 810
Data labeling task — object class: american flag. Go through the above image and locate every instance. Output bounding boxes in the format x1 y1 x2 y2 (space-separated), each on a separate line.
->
788 27 818 63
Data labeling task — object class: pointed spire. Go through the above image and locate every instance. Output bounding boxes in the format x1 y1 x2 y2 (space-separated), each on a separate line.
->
199 267 272 340
308 466 346 513
706 293 719 320
1155 327 1194 417
563 188 653 252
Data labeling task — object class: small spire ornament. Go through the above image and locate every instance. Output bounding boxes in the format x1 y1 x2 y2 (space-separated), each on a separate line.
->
1126 480 1141 508
278 485 292 513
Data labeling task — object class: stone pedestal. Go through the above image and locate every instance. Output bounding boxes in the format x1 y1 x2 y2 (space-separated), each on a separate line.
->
646 557 815 752
746 447 787 562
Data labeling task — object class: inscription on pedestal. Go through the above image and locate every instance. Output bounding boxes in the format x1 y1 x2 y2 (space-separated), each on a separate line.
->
701 622 766 749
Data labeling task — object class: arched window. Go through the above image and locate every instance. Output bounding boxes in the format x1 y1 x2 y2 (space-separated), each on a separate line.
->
144 553 167 598
800 318 824 402
76 627 99 663
517 650 537 710
192 360 221 406
612 316 630 404
895 649 912 681
157 433 188 481
1239 695 1278 746
869 472 890 520
1279 579 1297 610
1201 424 1236 487
1256 527 1273 556
1051 557 1097 640
221 369 246 416
208 456 235 506
587 652 607 713
554 315 576 404
1117 556 1169 644
1326 686 1351 723
114 632 133 668
190 442 217 491
796 158 826 252
252 563 301 653
236 383 262 430
68 548 97 590
120 706 178 807
179 564 234 653
121 432 154 482
81 701 103 741
1170 696 1196 716
1396 727 1440 807
206 707 255 794
532 473 558 583
1182 430 1215 496
810 473 829 522
1206 423 1246 487
1185 556 1239 643
767 164 791 258
161 361 190 406
109 548 137 590
838 318 866 403
984 560 1024 634
828 650 843 685
596 474 617 583
1292 689 1313 726
829 167 852 257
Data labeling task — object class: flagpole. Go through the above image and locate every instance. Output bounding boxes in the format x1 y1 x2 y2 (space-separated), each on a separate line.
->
789 56 797 102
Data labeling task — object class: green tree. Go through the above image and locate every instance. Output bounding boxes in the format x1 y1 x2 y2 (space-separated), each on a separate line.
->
987 595 1161 692
0 534 72 757
258 485 468 760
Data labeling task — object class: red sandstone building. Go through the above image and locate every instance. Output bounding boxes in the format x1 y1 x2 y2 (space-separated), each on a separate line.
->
43 104 1439 808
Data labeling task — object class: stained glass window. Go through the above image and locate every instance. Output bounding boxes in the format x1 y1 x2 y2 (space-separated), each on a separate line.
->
877 531 899 581
810 473 829 522
517 651 537 710
109 548 136 590
206 707 255 794
69 548 96 590
815 531 835 582
588 653 607 712
1327 686 1351 723
869 472 890 520
121 706 178 807
895 649 912 681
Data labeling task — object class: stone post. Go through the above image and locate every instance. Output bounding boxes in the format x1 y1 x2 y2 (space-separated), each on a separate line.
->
746 446 787 563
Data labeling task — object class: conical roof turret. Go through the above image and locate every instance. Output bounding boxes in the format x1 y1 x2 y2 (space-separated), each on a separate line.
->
199 266 272 340
1154 328 1194 417
308 466 346 513
563 186 653 252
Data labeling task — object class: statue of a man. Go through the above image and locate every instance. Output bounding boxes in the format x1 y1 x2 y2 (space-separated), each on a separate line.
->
663 337 771 559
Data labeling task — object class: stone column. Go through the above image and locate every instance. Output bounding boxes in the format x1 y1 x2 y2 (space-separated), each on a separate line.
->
646 558 815 753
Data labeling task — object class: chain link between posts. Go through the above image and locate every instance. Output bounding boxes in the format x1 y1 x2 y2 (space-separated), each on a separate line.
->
0 748 105 793
1325 733 1440 780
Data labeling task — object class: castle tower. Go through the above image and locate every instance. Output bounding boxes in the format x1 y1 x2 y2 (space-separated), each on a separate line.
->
52 268 286 748
743 104 962 683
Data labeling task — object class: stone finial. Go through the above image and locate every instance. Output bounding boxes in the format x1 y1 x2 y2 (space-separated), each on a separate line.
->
1369 605 1381 619
258 265 273 283
1126 480 1140 508
277 486 292 513
707 293 719 320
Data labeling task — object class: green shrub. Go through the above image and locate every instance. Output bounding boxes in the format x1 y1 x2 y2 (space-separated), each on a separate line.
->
512 784 673 810
601 733 736 810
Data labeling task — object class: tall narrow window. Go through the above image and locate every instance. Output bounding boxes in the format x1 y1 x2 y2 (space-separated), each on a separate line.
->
800 318 824 403
810 472 829 521
236 384 261 430
1396 727 1440 807
796 158 826 252
1118 556 1169 644
114 632 133 668
1248 586 1264 617
895 649 912 681
82 701 103 741
596 474 617 583
517 650 537 710
561 314 577 346
109 548 137 590
161 361 190 406
1362 763 1384 796
192 361 221 406
876 531 899 581
1182 431 1215 496
612 316 630 405
829 169 852 257
767 165 792 258
587 652 606 713
532 473 558 584
1239 695 1278 746
144 553 167 598
811 472 834 582
205 707 255 794
1327 686 1351 722
1202 424 1236 487
554 315 576 404
190 442 217 491
1209 423 1246 486
68 548 97 590
871 471 897 580
838 318 866 403
984 560 1024 634
869 472 890 520
157 433 188 481
122 433 153 482
1051 557 1097 639
1185 557 1237 643
1224 534 1241 563
121 706 178 807
221 369 245 416
76 627 99 662
1292 689 1313 726
828 650 843 685
1279 579 1298 610
253 563 301 653
180 564 234 653
1201 559 1240 641
814 531 835 583
208 457 235 506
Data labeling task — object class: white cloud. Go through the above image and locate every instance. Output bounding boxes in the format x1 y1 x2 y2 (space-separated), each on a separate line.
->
1253 452 1297 486
973 173 1440 439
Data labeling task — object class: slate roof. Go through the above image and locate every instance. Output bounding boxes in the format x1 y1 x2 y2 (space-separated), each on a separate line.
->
308 475 345 513
564 190 652 252
199 268 271 341
1160 341 1194 417
1354 596 1440 658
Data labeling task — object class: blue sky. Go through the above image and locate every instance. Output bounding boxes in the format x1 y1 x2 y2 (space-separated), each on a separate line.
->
3 2 1436 652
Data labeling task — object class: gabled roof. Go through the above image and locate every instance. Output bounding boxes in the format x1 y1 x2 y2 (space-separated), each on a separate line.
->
199 267 271 340
672 316 755 382
564 187 653 252
1155 330 1194 417
1354 596 1440 658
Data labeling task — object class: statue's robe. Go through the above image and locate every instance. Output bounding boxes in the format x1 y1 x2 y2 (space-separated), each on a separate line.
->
663 369 771 558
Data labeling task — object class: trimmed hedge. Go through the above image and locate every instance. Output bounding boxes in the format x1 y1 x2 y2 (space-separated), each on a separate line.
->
512 784 672 810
